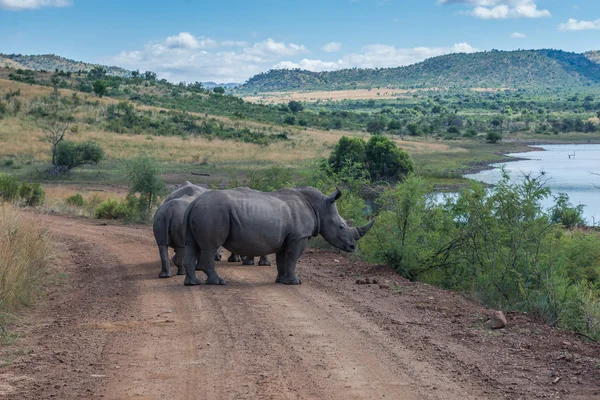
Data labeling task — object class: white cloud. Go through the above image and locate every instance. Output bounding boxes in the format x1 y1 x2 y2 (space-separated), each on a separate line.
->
559 18 600 31
113 33 308 83
321 42 342 53
439 0 551 19
0 0 71 10
511 32 526 38
274 42 478 72
113 32 478 84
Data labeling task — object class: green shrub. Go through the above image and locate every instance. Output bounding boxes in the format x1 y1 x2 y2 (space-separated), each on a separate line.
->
328 136 366 174
4 160 14 167
95 198 122 220
66 193 85 207
550 192 586 228
18 183 44 207
0 174 20 202
486 131 502 143
364 135 414 181
55 141 104 171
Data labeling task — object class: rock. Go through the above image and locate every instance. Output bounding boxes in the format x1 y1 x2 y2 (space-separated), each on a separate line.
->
372 278 379 284
489 311 507 329
379 284 390 289
365 278 372 284
356 279 366 285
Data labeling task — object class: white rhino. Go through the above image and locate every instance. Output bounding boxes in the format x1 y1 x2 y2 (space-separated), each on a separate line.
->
182 187 374 285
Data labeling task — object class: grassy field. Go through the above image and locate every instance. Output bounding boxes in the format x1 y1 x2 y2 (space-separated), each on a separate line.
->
242 87 511 104
2 78 599 196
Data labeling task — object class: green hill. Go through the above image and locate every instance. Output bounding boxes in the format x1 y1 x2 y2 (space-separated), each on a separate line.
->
0 53 132 77
238 49 600 93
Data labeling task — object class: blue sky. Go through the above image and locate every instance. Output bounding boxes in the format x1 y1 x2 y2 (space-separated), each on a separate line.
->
1 0 599 83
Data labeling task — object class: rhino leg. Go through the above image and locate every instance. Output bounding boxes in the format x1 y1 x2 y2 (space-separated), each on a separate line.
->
227 253 242 262
183 241 202 286
276 239 306 285
258 255 271 266
173 247 186 275
199 247 226 285
158 245 172 278
242 256 255 266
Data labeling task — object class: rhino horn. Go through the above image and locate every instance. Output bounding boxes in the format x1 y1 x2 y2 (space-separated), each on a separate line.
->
357 219 375 238
327 188 342 203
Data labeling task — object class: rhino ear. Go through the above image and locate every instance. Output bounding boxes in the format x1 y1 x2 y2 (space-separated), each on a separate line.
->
327 188 342 204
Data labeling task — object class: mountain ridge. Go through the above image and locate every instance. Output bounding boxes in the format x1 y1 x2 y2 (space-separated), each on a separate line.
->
238 49 600 93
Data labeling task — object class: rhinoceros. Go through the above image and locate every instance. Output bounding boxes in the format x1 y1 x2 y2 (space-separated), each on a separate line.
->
163 181 207 204
182 187 374 285
153 195 200 278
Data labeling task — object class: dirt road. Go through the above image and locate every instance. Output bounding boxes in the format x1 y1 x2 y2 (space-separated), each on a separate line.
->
1 214 599 399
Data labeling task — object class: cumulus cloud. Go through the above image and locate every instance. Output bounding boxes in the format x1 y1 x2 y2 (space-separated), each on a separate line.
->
321 42 342 53
274 42 478 71
113 32 478 83
439 0 551 19
113 33 308 83
0 0 71 10
559 18 600 31
511 32 526 38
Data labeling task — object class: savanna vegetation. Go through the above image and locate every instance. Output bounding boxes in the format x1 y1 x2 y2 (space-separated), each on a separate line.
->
1 55 600 345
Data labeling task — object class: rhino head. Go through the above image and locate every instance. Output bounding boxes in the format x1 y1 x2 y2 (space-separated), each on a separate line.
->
319 189 375 252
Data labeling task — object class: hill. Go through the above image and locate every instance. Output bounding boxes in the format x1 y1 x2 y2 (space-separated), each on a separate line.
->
202 81 241 89
238 49 600 93
0 53 132 77
586 50 600 65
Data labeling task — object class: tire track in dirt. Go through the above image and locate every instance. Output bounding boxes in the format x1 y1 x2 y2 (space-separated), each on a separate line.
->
5 214 599 399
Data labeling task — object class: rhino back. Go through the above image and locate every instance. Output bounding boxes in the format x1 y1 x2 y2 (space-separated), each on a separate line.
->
188 188 316 255
163 184 208 204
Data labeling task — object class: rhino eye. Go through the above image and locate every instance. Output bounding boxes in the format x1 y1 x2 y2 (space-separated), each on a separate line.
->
339 223 345 229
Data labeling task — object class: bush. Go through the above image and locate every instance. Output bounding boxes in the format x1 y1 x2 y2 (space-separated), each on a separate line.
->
18 183 45 207
0 204 53 318
66 193 85 207
126 155 166 213
55 141 104 171
247 166 294 192
550 192 586 228
283 115 296 125
0 173 20 202
328 136 366 174
364 135 414 181
366 119 385 134
486 131 502 144
288 100 304 114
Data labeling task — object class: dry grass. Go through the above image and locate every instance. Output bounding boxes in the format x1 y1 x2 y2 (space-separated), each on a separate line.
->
42 185 127 217
243 88 423 104
243 87 509 104
0 204 54 319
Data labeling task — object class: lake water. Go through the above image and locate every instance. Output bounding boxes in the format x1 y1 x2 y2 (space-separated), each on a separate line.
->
464 144 600 225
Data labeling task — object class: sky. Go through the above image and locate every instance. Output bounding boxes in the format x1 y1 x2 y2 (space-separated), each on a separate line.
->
1 0 599 83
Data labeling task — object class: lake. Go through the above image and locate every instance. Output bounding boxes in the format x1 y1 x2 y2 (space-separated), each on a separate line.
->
464 144 600 225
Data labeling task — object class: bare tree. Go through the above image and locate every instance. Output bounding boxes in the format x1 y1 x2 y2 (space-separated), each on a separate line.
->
38 97 71 171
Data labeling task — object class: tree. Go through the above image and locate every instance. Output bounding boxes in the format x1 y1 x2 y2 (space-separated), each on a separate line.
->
367 119 386 134
597 110 600 119
288 100 304 114
328 136 366 173
486 131 502 144
126 155 166 210
92 80 108 97
213 86 225 94
55 141 104 171
38 97 72 171
364 135 413 181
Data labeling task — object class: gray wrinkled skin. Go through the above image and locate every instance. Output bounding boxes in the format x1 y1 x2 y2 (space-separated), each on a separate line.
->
163 181 208 204
153 195 199 278
183 187 374 286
